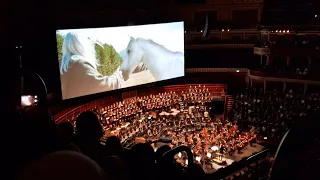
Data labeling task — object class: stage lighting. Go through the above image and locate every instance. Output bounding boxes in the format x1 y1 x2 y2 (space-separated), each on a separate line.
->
236 70 240 72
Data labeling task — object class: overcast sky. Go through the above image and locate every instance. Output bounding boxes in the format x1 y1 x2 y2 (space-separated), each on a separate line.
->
57 22 184 53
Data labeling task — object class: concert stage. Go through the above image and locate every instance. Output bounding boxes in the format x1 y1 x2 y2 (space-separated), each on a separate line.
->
152 139 264 174
205 143 264 174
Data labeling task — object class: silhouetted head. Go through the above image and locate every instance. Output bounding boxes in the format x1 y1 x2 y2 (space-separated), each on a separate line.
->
105 136 122 157
58 121 74 141
129 143 155 169
16 151 108 180
76 111 103 142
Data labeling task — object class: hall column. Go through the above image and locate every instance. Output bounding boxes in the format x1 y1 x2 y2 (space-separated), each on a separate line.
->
307 56 312 69
263 80 267 92
266 55 270 66
283 82 287 93
304 84 308 94
286 56 291 67
246 76 250 88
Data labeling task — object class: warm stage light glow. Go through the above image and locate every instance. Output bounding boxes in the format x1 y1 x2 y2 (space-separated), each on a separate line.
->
207 152 212 158
222 29 225 32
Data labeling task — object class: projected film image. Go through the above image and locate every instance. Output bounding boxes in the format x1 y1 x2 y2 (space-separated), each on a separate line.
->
57 22 185 100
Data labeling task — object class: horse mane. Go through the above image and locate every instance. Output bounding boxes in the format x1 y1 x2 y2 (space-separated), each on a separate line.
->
137 38 183 55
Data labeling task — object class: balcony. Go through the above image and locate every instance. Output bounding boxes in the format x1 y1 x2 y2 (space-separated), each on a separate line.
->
248 70 320 86
185 29 261 48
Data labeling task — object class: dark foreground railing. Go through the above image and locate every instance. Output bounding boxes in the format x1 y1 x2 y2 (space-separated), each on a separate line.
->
206 148 270 179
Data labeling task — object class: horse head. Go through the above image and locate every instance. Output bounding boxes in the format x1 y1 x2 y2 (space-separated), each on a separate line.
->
121 36 144 81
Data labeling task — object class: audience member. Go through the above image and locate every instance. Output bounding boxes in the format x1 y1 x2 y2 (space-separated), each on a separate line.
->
16 151 108 180
74 111 109 171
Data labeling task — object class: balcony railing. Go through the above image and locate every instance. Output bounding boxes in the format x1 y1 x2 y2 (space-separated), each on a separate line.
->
186 39 259 45
249 70 320 81
53 68 320 124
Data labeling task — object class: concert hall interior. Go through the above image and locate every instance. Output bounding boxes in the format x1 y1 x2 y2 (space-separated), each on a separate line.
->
6 0 320 180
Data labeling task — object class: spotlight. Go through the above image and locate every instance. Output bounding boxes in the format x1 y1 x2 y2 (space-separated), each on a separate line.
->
276 30 278 33
227 29 230 31
236 69 240 73
200 30 203 33
222 29 225 32
287 30 290 33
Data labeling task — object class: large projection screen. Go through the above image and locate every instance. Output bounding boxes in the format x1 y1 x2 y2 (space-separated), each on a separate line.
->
56 22 185 100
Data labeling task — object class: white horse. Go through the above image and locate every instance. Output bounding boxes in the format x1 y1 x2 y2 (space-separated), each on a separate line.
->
121 37 184 81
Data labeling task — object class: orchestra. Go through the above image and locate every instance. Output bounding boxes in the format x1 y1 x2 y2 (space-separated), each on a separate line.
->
77 85 256 169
